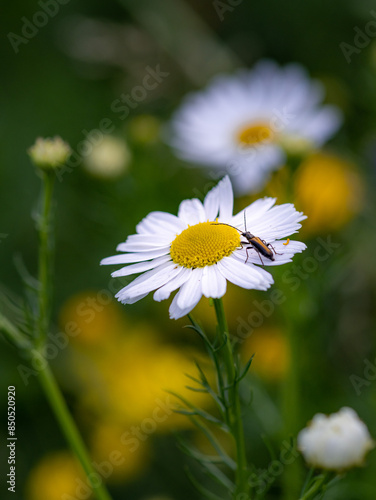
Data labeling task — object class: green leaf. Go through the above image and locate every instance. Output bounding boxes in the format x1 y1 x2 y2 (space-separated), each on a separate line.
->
185 385 208 393
200 461 235 492
185 466 227 500
213 332 228 354
186 315 215 352
176 435 226 466
0 312 33 351
194 361 227 412
168 390 235 469
168 390 227 429
13 254 40 293
236 354 255 383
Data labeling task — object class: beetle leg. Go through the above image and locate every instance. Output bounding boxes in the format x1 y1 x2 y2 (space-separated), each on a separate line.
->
256 250 265 266
244 246 264 266
267 242 282 256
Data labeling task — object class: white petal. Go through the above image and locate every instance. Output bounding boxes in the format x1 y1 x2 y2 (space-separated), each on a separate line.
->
203 175 234 221
122 233 173 246
178 199 207 225
136 211 186 235
169 271 204 320
121 293 149 305
217 256 272 290
101 247 170 265
249 205 306 241
229 145 285 196
111 255 172 277
116 262 180 301
176 267 204 310
153 267 192 302
231 197 276 229
201 265 227 298
117 237 171 252
298 106 342 145
203 181 221 221
169 296 197 320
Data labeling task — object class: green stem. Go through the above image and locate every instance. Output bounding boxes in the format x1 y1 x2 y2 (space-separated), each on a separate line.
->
37 171 54 347
281 318 302 500
298 472 329 500
35 351 113 500
213 298 249 499
32 172 114 500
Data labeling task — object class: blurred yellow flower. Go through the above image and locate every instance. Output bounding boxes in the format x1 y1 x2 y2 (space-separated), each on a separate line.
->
89 421 150 483
84 135 130 179
241 328 289 381
73 328 212 430
294 152 363 236
59 291 126 347
25 451 91 500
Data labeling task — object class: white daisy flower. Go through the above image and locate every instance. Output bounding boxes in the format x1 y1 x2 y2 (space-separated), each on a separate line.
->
169 60 342 195
101 176 306 320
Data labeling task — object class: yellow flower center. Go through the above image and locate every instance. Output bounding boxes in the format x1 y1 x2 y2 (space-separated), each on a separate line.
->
170 221 241 268
237 122 273 146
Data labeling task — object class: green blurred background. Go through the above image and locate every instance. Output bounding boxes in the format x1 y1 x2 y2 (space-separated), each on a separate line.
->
1 0 376 499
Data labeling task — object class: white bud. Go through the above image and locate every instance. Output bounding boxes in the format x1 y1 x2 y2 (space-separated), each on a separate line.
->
298 407 374 470
84 135 130 179
28 136 71 171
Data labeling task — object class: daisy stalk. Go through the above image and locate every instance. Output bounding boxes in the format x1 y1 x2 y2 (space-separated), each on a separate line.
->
35 176 112 500
212 297 249 497
36 169 54 347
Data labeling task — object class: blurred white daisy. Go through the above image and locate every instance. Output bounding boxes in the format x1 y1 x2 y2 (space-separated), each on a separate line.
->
169 60 342 195
101 176 306 320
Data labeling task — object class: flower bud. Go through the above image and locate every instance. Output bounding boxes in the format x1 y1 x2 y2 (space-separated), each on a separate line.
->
28 136 71 171
298 407 374 470
83 135 130 179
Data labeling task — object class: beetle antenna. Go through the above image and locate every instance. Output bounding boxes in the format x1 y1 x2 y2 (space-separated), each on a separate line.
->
211 222 242 234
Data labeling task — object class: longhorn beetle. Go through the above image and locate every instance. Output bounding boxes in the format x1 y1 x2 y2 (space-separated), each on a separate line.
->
212 212 281 265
